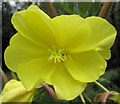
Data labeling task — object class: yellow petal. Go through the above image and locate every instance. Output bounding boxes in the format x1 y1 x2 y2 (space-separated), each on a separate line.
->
4 33 53 90
27 4 51 19
84 16 117 60
45 63 87 100
11 5 56 47
52 15 91 51
65 50 107 82
0 79 34 102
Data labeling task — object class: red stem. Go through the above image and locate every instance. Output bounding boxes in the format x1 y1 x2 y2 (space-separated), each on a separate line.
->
42 82 58 102
0 69 8 83
99 0 113 18
46 0 57 18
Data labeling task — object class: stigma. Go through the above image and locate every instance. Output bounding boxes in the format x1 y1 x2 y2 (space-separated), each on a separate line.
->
48 45 67 63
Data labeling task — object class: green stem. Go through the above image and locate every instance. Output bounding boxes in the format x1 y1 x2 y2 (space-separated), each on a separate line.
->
80 94 86 104
94 81 109 92
83 93 93 104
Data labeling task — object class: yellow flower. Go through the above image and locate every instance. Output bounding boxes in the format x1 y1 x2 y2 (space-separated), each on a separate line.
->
4 5 117 100
0 79 34 103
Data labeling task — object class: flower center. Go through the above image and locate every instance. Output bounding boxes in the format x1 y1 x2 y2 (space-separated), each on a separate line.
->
48 45 66 63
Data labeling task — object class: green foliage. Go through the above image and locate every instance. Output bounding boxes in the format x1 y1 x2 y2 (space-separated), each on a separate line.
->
32 87 55 103
89 2 101 16
53 2 77 15
98 78 110 84
53 2 101 18
78 2 92 17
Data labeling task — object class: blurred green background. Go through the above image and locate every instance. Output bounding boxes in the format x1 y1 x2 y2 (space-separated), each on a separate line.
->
2 1 120 103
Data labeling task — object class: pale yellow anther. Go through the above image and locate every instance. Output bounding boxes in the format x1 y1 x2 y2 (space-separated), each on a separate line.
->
48 46 66 63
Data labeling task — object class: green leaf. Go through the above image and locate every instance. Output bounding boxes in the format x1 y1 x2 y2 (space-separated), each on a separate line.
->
63 2 77 14
78 2 92 18
64 3 72 14
54 2 78 15
98 78 110 83
89 2 101 16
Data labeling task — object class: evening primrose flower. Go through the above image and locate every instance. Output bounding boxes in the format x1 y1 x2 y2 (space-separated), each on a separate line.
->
4 5 117 100
0 79 34 103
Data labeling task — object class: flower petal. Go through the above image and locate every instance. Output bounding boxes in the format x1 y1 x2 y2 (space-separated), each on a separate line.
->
52 15 91 51
27 4 51 19
4 33 53 90
11 5 56 47
65 50 107 82
84 16 117 60
45 63 87 100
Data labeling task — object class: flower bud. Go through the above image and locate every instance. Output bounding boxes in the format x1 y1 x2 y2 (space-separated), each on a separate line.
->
0 79 35 103
108 91 120 103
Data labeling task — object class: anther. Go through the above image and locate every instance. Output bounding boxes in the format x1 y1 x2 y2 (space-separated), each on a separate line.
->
48 46 66 63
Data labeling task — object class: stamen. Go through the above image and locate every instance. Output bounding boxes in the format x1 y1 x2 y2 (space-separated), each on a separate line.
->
48 46 66 63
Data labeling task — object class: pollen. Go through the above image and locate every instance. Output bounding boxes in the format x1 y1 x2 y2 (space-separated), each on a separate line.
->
48 45 67 63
